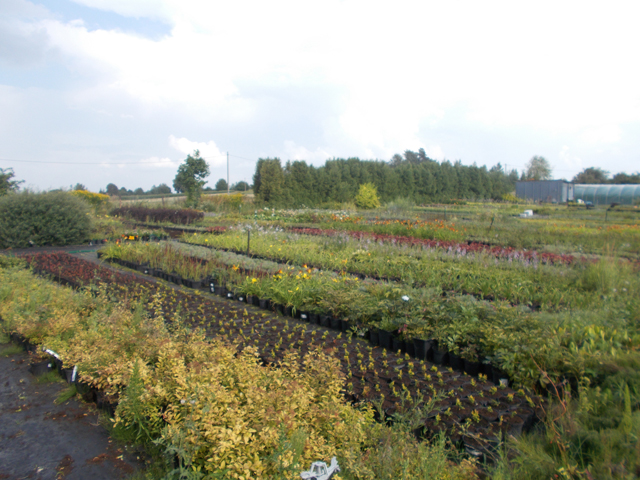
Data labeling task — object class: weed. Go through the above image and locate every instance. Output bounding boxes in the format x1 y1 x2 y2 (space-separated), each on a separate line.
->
55 385 77 404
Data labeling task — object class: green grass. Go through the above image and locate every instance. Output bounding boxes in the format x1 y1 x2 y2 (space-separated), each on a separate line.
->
55 385 77 404
0 343 23 356
35 370 63 384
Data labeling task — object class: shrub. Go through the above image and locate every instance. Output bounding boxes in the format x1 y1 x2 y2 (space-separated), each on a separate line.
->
69 190 110 214
201 193 249 213
0 190 91 248
355 183 381 210
110 206 204 224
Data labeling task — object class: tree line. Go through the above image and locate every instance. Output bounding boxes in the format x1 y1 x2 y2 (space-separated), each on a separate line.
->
253 149 519 207
571 167 640 185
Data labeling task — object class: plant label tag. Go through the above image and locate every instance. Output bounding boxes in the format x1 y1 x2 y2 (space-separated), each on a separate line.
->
301 314 307 320
210 283 215 293
71 365 77 383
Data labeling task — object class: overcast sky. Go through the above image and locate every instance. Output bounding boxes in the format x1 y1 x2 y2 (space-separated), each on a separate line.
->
1 0 639 192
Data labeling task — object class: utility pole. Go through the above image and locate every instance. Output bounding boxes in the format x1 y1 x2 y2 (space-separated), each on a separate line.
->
227 152 229 195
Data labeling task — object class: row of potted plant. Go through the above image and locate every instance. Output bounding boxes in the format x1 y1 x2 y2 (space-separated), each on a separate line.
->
182 228 625 311
93 241 633 392
1 261 537 472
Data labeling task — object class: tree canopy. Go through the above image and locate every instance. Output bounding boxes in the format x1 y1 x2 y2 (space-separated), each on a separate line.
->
105 183 119 195
0 168 23 196
149 183 172 194
173 150 210 206
215 178 228 191
231 181 250 191
252 151 517 207
572 167 609 184
524 156 553 181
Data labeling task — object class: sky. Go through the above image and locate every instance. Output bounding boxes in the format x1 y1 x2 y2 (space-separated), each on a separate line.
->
1 0 639 192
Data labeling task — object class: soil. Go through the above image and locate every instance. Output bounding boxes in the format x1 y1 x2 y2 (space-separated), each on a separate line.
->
0 344 145 480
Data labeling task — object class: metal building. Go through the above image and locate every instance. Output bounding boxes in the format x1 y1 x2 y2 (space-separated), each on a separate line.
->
574 184 640 205
515 181 574 203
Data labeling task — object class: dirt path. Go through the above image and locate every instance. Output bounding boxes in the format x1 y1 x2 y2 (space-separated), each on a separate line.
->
0 345 145 480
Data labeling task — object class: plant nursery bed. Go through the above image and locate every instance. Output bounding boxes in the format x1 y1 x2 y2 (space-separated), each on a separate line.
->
19 252 544 445
0 343 144 479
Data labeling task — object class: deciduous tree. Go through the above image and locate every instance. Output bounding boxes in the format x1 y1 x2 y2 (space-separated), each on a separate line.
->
524 156 553 181
572 167 609 184
0 168 23 196
173 150 210 207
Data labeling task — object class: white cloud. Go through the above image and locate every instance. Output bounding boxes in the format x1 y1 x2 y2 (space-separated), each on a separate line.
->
283 141 332 164
559 146 582 172
3 0 640 190
169 135 225 166
423 145 445 161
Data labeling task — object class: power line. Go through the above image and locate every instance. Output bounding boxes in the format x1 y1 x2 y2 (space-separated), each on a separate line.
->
0 154 230 166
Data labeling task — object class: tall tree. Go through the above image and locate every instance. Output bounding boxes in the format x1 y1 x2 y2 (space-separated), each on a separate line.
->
255 158 286 205
173 150 210 207
0 168 23 196
611 172 640 184
105 183 119 195
231 181 250 191
572 167 609 184
149 183 171 194
524 156 553 180
215 178 228 191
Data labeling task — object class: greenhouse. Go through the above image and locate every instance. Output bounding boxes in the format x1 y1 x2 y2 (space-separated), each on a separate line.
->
574 184 640 206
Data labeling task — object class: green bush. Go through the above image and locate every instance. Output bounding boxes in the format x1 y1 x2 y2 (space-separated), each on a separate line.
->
355 183 381 209
0 191 91 248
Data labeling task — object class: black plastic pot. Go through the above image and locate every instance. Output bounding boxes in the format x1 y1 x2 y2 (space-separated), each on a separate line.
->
341 319 351 332
273 303 284 315
481 358 493 376
369 328 379 346
29 360 53 376
75 380 96 403
464 358 482 376
309 313 319 324
62 367 75 384
330 317 341 330
413 339 433 361
259 298 270 310
320 315 331 328
405 341 415 358
391 337 405 354
449 353 463 371
432 345 449 365
284 306 293 317
491 366 509 386
378 330 393 350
